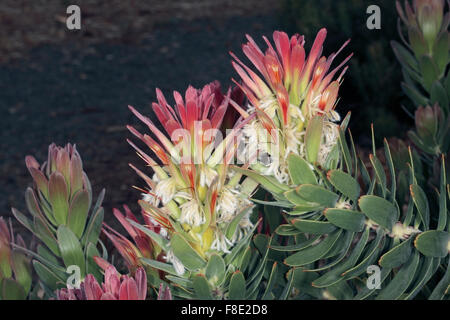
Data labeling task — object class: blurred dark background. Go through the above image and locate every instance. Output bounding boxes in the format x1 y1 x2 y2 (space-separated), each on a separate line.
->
0 0 409 228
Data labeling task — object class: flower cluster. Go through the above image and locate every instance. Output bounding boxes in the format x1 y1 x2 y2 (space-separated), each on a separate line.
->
126 81 258 274
231 29 352 183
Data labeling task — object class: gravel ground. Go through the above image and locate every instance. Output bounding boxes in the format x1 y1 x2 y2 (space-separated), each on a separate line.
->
0 9 282 232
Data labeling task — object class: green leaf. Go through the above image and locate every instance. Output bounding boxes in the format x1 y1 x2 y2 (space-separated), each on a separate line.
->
251 198 293 208
287 153 317 185
290 268 322 298
270 235 320 252
303 231 354 272
312 228 371 288
205 254 226 285
279 267 295 300
81 207 104 247
1 278 26 300
410 184 430 229
291 218 336 235
358 195 398 230
327 170 360 202
429 257 450 300
376 251 420 300
326 281 353 300
33 216 60 256
226 206 252 240
437 156 447 231
67 189 89 239
296 184 339 207
140 258 183 277
48 172 69 225
341 230 385 280
369 154 387 198
56 225 86 276
253 234 269 256
401 82 429 107
37 245 59 266
11 208 34 236
192 274 213 299
391 41 419 72
383 139 396 202
231 166 290 196
85 243 103 282
171 233 206 271
431 81 449 113
32 260 65 291
238 247 252 273
11 251 32 295
275 224 301 236
414 230 449 258
289 205 324 215
432 33 449 74
284 190 322 209
0 245 12 279
379 238 413 269
324 208 365 232
262 262 279 300
403 257 439 299
284 230 342 267
25 187 56 226
165 275 192 288
305 115 323 164
419 55 439 92
228 271 246 300
338 127 352 173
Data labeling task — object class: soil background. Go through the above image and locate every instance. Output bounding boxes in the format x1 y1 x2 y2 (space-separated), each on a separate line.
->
0 1 284 235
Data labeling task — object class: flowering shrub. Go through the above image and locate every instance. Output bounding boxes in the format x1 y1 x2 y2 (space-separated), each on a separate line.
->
1 0 449 300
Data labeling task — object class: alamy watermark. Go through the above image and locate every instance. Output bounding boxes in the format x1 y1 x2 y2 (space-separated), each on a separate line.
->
66 265 81 289
366 5 381 30
366 265 381 289
66 5 81 30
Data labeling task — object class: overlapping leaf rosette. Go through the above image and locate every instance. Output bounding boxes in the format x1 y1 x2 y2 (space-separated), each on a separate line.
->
124 82 271 299
11 144 107 295
230 29 352 184
392 0 449 111
392 0 450 156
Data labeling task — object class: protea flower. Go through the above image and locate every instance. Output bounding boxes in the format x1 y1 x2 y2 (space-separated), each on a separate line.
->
56 265 148 300
126 81 258 277
230 29 352 183
0 218 32 300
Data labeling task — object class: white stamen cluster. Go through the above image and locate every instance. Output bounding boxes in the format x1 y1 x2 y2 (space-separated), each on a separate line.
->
179 199 205 227
155 177 177 205
240 91 341 184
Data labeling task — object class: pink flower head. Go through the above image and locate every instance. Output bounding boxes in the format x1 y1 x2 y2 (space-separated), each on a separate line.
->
57 265 147 300
231 29 352 128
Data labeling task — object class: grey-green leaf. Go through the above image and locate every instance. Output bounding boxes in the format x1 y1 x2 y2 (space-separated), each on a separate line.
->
358 195 398 230
324 208 365 232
